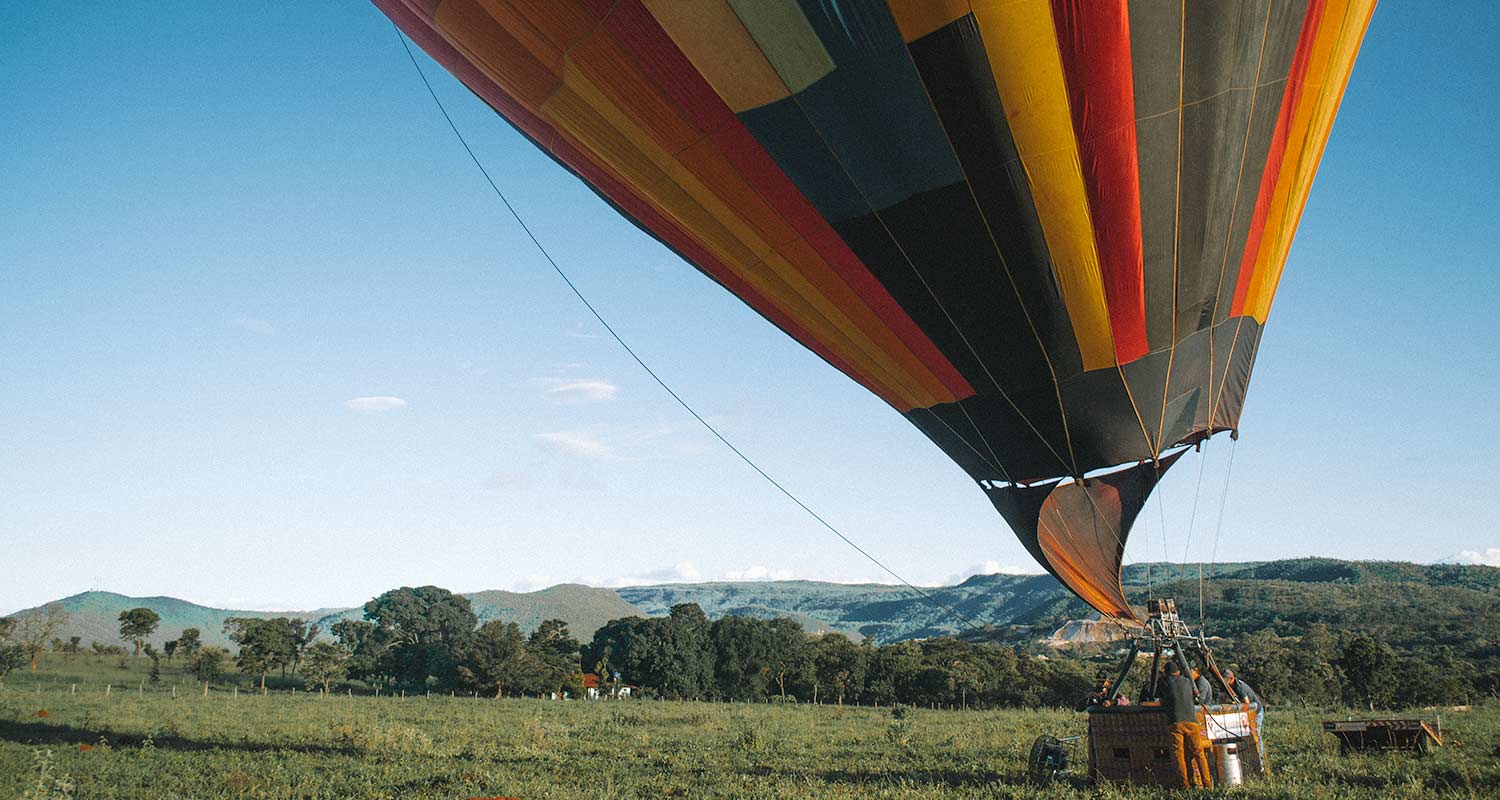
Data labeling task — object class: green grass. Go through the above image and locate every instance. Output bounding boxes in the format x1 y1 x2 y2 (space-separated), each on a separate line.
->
2 655 1495 799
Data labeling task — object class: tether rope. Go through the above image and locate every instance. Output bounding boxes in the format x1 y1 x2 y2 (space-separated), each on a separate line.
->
390 26 988 637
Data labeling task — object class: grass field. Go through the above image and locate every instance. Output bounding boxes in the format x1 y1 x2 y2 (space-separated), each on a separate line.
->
2 656 1495 799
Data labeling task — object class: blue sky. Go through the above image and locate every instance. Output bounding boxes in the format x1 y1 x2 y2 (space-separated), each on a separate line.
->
2 2 1496 614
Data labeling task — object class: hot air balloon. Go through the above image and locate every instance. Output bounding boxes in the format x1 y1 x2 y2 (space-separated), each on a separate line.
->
375 0 1375 623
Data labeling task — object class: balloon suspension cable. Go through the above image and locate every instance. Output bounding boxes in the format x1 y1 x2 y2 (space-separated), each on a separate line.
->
1179 441 1210 583
391 26 988 638
1203 436 1239 632
1178 441 1210 632
1153 467 1171 595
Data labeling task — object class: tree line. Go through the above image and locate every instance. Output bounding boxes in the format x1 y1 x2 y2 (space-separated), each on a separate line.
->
582 604 1095 707
5 588 1494 709
1219 625 1493 709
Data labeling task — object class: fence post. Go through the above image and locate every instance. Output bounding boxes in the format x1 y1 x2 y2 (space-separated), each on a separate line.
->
71 684 76 695
105 684 111 697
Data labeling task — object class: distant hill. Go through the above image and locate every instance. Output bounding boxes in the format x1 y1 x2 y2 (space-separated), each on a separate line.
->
618 559 1500 656
305 585 645 644
612 566 1230 643
7 585 646 650
4 592 322 650
10 559 1495 660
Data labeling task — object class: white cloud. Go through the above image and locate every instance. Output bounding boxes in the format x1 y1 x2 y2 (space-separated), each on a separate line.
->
585 561 703 588
722 565 797 582
568 322 602 340
945 560 1036 585
510 574 556 593
535 430 615 459
1438 548 1500 567
533 377 618 404
533 424 700 461
820 573 905 586
202 598 316 613
229 315 276 335
345 396 409 413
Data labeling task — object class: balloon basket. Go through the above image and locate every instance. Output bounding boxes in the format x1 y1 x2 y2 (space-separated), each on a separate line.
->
1083 704 1263 786
1071 598 1266 786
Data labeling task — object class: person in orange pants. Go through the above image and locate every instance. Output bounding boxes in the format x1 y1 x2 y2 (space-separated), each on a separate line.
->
1162 662 1214 788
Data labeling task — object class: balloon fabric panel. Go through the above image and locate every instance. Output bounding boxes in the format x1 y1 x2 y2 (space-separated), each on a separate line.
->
374 0 1375 618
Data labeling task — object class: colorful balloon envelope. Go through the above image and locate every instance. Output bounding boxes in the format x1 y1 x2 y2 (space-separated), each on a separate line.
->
376 0 1376 620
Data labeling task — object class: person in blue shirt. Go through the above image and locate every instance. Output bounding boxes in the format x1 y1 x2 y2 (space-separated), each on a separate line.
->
1224 668 1264 760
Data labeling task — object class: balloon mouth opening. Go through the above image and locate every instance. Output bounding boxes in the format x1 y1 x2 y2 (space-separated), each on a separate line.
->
984 447 1215 623
1037 475 1137 621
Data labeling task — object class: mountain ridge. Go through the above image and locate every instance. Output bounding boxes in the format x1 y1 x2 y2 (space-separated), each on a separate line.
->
7 558 1495 652
7 585 644 650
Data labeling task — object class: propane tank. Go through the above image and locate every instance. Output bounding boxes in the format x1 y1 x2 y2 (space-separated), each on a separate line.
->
1216 743 1244 786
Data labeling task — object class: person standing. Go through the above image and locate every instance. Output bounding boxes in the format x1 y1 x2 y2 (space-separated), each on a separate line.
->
1224 668 1264 760
1163 662 1213 788
1193 667 1215 705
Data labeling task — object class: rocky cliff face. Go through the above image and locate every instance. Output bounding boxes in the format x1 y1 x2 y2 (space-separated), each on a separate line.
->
1045 618 1137 647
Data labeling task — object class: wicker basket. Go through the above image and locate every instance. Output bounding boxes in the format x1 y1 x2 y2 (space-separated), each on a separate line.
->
1087 705 1262 786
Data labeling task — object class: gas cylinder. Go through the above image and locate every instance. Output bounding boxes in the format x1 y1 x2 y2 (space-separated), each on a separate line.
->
1216 742 1244 786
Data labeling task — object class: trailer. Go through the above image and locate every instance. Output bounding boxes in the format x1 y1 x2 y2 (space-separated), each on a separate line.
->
1323 718 1442 755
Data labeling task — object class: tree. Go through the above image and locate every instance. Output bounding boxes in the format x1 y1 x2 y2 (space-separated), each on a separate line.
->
363 586 477 687
0 643 26 686
763 618 810 701
1338 633 1398 710
12 605 69 672
175 628 203 660
863 641 923 705
528 619 582 697
332 619 393 685
811 634 867 706
975 644 1022 707
584 616 657 696
190 647 227 695
708 616 807 701
163 640 178 661
461 620 530 697
0 619 25 686
287 618 316 677
658 604 715 700
117 608 161 657
225 615 298 690
225 618 282 691
301 642 349 697
709 617 765 700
